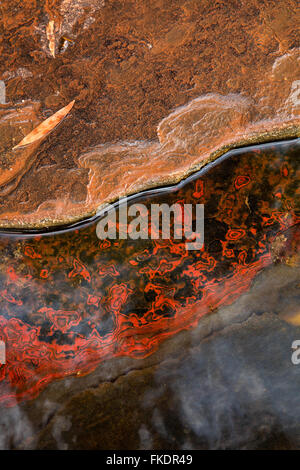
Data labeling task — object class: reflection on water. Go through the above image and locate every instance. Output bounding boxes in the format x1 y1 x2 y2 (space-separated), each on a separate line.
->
0 139 298 411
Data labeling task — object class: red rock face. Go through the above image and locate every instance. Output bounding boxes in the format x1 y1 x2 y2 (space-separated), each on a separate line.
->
0 140 298 407
0 0 299 228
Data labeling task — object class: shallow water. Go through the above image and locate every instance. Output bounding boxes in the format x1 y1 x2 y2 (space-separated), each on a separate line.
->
0 139 298 412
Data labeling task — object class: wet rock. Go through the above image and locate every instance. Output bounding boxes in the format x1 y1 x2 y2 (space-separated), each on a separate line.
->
34 310 300 450
1 261 298 450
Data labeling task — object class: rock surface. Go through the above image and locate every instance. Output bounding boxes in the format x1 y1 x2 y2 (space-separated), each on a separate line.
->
0 0 299 228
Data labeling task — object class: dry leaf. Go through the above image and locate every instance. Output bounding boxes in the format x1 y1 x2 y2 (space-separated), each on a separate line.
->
13 100 75 150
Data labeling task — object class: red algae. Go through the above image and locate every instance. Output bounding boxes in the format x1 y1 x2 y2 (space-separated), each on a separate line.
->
0 139 299 407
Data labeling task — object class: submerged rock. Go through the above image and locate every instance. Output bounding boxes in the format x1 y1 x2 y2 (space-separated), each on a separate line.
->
0 140 298 408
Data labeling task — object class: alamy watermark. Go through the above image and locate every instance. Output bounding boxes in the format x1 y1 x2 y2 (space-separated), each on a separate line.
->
96 198 204 250
0 340 5 364
291 340 300 365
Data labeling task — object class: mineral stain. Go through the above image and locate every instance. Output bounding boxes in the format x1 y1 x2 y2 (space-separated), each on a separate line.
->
0 139 299 407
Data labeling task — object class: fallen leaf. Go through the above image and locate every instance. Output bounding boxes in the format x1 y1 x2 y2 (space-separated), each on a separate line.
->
12 100 75 150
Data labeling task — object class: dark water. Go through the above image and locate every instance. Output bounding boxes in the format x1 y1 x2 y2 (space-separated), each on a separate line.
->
0 138 298 410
